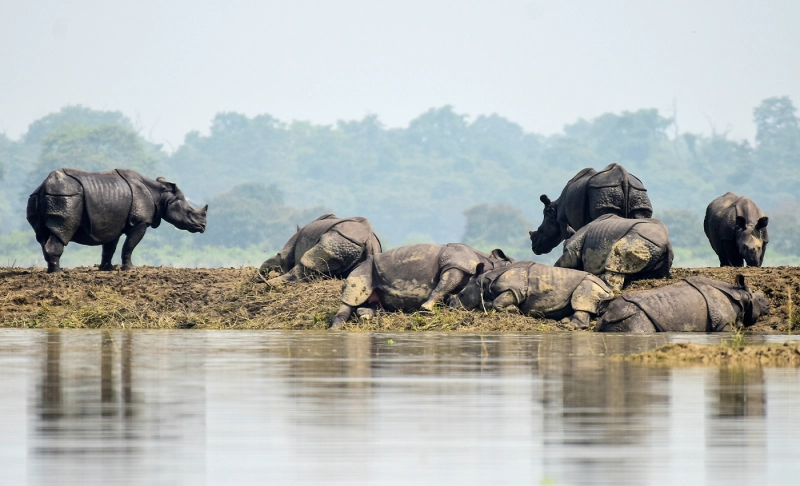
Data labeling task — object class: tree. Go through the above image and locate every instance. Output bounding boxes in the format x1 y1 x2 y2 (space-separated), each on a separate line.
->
203 182 329 249
28 124 160 188
753 96 800 167
462 203 533 259
23 105 135 146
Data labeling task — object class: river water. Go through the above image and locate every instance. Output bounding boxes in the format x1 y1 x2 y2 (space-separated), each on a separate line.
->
1 329 799 485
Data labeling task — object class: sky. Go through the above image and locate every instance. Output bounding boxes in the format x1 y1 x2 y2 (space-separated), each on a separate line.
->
1 0 799 150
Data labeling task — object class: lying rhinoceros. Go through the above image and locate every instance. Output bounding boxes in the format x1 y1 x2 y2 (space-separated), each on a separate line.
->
704 193 768 267
595 275 769 332
330 243 513 329
27 168 207 273
449 261 614 328
554 214 673 290
260 214 382 286
530 163 653 255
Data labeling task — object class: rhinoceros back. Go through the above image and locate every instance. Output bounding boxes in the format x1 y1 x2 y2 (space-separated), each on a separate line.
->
579 215 639 274
62 169 132 240
372 244 442 310
586 164 652 221
603 281 709 332
520 264 593 316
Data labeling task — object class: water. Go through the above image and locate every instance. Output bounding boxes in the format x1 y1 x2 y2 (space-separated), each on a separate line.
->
1 329 799 485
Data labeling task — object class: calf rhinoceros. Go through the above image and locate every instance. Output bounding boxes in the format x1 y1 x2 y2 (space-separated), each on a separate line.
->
260 214 382 286
704 193 768 267
330 243 513 329
27 168 207 273
554 214 673 290
449 261 614 328
530 163 653 255
595 275 769 332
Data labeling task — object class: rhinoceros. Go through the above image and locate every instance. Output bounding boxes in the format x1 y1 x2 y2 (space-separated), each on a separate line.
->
330 243 513 329
595 275 769 332
530 163 653 255
704 193 768 267
27 168 207 273
259 214 382 286
554 214 673 290
449 261 614 328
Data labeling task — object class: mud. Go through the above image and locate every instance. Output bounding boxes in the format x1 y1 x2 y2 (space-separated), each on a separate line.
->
0 265 798 332
624 342 800 367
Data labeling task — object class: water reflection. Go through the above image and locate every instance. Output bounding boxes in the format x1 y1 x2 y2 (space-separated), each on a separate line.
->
0 330 796 485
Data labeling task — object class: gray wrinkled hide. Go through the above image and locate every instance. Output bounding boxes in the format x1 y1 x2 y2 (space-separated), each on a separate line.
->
261 214 381 284
555 214 673 289
704 193 769 267
596 276 770 332
27 168 207 272
451 261 613 320
341 243 510 312
530 163 653 255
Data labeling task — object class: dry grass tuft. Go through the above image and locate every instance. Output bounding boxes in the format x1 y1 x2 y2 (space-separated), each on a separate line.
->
623 341 800 367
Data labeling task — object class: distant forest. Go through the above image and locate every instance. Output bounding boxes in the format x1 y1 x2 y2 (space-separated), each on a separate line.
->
1 97 799 268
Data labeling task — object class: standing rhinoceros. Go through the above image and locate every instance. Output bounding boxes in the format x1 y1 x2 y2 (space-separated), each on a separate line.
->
596 275 769 332
554 214 673 290
330 243 513 329
449 261 614 328
529 163 653 255
259 214 382 286
704 193 768 267
27 168 207 273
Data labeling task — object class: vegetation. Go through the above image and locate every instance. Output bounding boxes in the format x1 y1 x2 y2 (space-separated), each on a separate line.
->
2 97 800 268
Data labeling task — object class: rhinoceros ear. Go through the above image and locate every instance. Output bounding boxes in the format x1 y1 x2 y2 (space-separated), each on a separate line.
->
540 194 551 206
157 177 177 193
735 216 747 230
490 249 514 263
474 262 485 275
734 274 748 289
756 216 769 230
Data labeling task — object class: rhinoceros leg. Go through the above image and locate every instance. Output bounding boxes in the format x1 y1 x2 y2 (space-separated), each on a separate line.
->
99 237 120 271
570 276 614 326
120 225 147 270
603 272 626 292
491 291 520 312
721 240 744 267
43 235 65 274
421 268 469 312
356 306 376 320
299 232 363 278
265 266 305 287
330 305 353 330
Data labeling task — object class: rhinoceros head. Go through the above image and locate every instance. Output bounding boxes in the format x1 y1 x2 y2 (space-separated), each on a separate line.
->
734 274 770 326
259 227 302 276
449 274 483 311
157 178 207 234
735 216 769 267
530 194 566 255
260 253 288 275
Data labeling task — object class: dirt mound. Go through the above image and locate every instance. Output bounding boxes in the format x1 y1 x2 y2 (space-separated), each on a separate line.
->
0 265 798 331
624 341 800 367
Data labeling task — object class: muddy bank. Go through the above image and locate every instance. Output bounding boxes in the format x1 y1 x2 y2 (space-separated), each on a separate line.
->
0 265 798 331
623 342 800 367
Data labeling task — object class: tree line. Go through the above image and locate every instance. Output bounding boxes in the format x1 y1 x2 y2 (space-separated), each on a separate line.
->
1 97 799 267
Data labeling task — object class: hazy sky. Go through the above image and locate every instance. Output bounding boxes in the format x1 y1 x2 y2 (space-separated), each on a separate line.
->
2 0 798 149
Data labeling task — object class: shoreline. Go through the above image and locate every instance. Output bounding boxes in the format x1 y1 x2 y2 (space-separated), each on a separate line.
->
1 265 797 332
